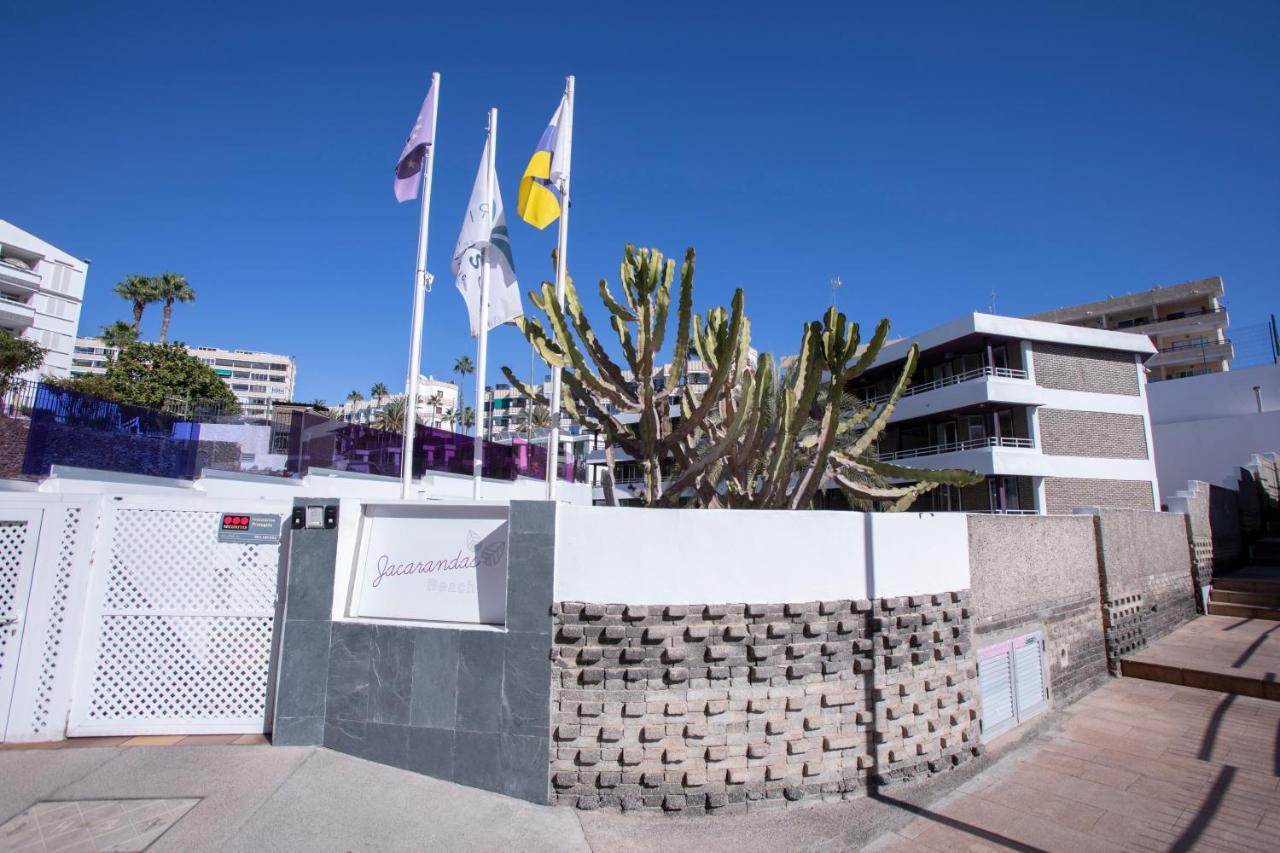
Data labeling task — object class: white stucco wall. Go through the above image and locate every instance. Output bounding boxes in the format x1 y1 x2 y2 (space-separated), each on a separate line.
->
1147 363 1280 425
553 507 970 604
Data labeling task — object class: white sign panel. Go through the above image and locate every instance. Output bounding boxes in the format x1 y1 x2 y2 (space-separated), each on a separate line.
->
351 507 509 625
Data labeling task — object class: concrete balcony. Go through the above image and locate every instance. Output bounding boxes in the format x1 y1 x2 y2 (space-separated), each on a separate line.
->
862 366 1029 408
1146 338 1234 370
0 296 36 328
1135 308 1228 337
0 261 41 291
877 435 1034 462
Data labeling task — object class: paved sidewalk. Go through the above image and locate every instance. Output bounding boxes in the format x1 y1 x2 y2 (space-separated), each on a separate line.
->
1 678 1276 852
1122 615 1280 699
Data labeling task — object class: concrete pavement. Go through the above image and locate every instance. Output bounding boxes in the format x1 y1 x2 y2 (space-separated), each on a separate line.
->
2 676 1278 852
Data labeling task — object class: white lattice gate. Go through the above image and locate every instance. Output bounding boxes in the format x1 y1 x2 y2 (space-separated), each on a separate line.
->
67 497 289 736
0 509 44 738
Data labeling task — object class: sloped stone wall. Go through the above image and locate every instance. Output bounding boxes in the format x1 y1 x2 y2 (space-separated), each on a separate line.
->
549 593 979 814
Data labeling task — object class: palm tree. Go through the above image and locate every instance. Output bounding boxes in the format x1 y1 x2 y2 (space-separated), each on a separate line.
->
453 355 474 432
531 404 551 430
347 390 363 403
153 272 196 343
370 381 389 401
113 275 159 332
99 321 138 360
462 405 475 432
373 397 409 432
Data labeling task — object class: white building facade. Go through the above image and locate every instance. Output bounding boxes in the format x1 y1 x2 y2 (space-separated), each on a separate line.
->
331 375 459 431
71 338 296 417
851 313 1160 514
0 220 88 379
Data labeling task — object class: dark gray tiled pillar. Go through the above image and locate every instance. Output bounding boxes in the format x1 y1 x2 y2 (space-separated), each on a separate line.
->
269 497 557 805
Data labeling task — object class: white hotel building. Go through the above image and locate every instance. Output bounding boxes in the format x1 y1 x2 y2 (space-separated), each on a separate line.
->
851 313 1160 514
0 220 88 380
72 338 296 417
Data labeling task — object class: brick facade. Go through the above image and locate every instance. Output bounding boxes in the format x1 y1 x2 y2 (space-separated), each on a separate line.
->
1043 477 1154 515
1101 571 1197 674
549 594 980 814
1037 409 1149 459
1030 342 1139 396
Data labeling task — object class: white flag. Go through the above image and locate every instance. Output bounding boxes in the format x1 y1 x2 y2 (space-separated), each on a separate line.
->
453 147 522 336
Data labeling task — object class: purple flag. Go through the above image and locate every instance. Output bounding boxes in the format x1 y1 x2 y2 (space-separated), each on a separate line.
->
394 82 436 203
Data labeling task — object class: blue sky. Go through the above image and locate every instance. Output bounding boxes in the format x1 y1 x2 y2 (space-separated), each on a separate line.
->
4 2 1278 403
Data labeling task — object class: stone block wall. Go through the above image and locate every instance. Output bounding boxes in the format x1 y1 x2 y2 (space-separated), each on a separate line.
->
967 515 1108 705
1038 409 1149 459
1044 477 1155 514
1088 508 1197 672
0 416 32 480
549 593 979 814
1030 342 1140 396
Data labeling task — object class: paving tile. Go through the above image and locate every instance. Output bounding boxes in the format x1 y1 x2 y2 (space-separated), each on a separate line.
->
120 736 185 747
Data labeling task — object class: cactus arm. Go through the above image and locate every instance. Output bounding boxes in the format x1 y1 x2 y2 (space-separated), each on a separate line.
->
598 277 638 323
667 289 748 446
539 280 635 410
513 316 567 369
841 318 891 382
499 367 551 405
562 276 633 395
660 249 696 397
845 345 918 458
662 369 756 499
601 443 620 506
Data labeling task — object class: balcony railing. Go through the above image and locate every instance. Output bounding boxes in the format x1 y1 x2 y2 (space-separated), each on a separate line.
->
876 435 1034 462
1156 337 1231 354
862 365 1029 407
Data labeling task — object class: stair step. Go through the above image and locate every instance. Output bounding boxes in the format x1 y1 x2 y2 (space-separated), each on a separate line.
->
1212 577 1280 594
1120 658 1280 700
1210 589 1280 608
1206 601 1280 621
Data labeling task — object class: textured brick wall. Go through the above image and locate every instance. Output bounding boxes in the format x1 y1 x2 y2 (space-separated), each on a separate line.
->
0 416 31 480
1091 509 1198 673
549 594 980 814
1038 409 1149 459
967 515 1108 705
1044 477 1154 514
1030 342 1139 396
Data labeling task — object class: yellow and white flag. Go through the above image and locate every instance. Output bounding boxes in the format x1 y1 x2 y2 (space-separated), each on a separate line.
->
516 95 573 230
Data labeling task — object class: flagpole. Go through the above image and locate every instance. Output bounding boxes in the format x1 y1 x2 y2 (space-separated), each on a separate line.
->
472 107 497 500
545 74 574 500
400 72 440 500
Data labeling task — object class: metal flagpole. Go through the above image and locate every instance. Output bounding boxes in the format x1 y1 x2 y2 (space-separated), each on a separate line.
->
472 107 497 499
545 75 575 500
400 72 440 500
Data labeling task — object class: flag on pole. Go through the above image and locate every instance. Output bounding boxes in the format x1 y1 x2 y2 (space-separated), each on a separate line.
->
516 95 572 229
453 149 522 335
394 82 437 202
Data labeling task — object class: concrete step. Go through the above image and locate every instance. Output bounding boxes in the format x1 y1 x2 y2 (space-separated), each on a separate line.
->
1120 657 1280 700
1206 601 1280 620
1212 576 1280 594
1210 588 1280 608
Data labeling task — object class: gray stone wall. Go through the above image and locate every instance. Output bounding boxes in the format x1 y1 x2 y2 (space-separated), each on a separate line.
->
1030 342 1140 396
1038 409 1149 459
273 499 557 804
966 515 1107 703
549 593 979 814
1044 477 1155 514
1088 508 1197 672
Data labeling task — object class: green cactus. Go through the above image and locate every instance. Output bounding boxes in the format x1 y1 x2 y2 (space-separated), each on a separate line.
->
501 244 751 506
668 306 983 510
504 247 980 511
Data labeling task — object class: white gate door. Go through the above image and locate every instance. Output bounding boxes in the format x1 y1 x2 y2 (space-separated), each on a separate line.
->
0 509 44 738
67 497 288 736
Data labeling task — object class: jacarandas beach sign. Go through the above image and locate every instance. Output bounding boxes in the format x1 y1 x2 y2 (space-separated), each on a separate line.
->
352 510 509 625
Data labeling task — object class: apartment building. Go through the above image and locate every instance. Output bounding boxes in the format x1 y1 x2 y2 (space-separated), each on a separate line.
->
332 375 459 431
71 338 296 417
1026 277 1231 382
0 220 88 379
850 313 1159 514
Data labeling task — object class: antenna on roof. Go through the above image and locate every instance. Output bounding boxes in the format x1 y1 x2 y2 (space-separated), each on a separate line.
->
830 276 843 311
989 288 997 314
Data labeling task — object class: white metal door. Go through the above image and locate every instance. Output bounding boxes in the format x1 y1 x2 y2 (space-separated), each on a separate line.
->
0 509 44 738
67 497 288 736
978 630 1048 742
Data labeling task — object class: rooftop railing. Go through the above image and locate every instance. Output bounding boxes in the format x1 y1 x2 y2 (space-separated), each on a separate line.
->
876 435 1034 462
862 365 1028 408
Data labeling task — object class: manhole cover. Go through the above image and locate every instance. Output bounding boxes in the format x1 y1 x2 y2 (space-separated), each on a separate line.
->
0 798 199 852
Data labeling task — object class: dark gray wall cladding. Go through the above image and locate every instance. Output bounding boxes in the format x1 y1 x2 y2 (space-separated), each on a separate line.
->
271 498 556 804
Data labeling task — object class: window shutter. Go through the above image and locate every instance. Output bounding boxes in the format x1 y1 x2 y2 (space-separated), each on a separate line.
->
1012 631 1048 720
978 641 1016 739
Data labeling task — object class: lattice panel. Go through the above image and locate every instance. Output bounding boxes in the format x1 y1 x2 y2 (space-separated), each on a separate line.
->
85 615 274 721
0 520 31 681
107 509 277 613
78 506 282 730
31 508 82 732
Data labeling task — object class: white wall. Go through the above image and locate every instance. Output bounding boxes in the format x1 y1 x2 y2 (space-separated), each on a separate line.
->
554 506 970 605
1148 363 1280 425
1154 410 1280 492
